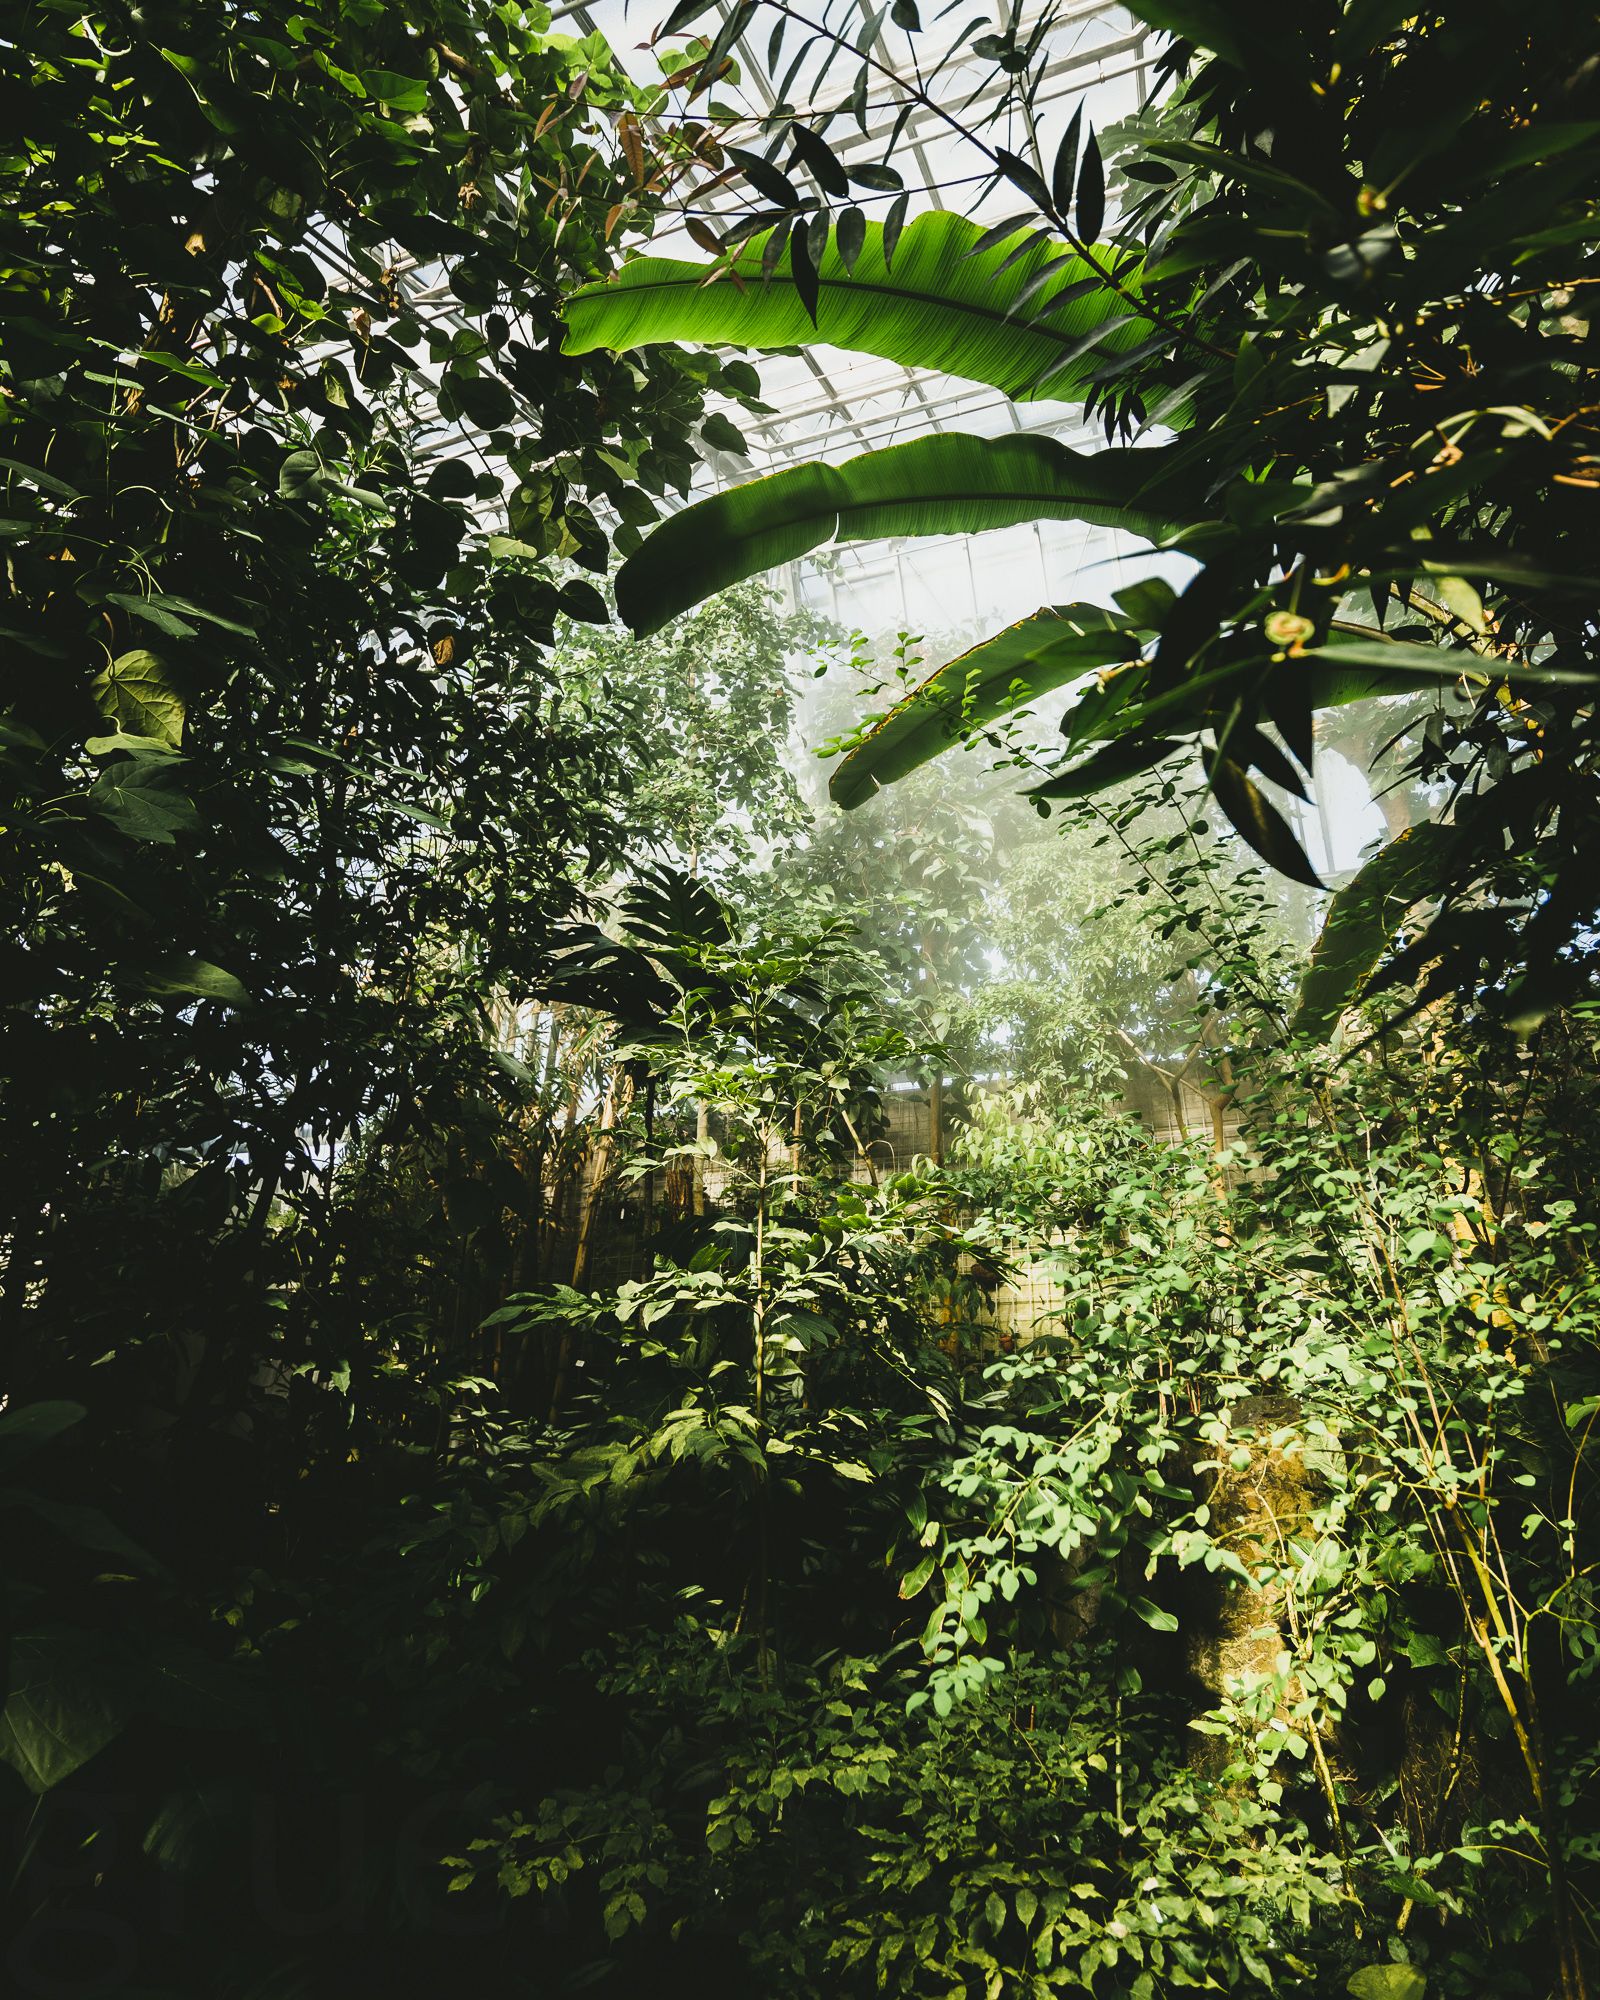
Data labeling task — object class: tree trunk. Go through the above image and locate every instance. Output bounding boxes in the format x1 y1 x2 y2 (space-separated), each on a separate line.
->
694 1100 710 1216
570 1069 624 1290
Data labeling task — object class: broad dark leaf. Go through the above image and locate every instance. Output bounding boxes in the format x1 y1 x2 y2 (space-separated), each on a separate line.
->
789 123 850 197
1123 1 1250 69
837 205 867 273
0 1402 85 1471
1237 722 1309 801
1150 563 1234 684
0 1631 127 1794
450 372 516 430
15 1494 170 1579
995 148 1053 214
1261 668 1315 773
1051 104 1084 215
558 578 611 623
1111 577 1177 628
1028 731 1179 799
1203 747 1324 887
701 411 749 453
1075 130 1106 243
661 0 720 34
791 219 822 322
729 146 803 210
883 190 909 268
1294 823 1460 1037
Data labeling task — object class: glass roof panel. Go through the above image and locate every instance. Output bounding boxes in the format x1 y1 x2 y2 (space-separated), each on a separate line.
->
536 3 1171 638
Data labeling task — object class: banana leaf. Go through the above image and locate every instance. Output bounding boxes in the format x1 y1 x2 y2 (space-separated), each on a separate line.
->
616 432 1192 636
563 211 1149 406
1293 821 1460 1038
829 604 1143 809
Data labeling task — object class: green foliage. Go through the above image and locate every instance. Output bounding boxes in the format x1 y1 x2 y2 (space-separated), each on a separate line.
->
448 1648 1345 1996
421 827 1600 1996
7 4 1600 1996
1 0 753 1411
568 0 1600 1013
545 578 819 877
0 1 770 1982
564 209 1148 403
0 1630 128 1796
1349 1968 1428 2000
614 432 1190 637
827 605 1142 810
427 967 1600 1995
3 0 751 986
1294 823 1459 1039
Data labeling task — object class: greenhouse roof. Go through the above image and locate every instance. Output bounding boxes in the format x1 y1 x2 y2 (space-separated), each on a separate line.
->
338 1 1176 637
558 0 1159 478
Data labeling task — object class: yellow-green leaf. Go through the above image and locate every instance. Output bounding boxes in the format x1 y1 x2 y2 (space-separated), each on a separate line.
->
90 649 185 747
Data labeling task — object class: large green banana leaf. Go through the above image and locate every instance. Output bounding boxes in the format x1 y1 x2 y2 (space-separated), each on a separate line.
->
615 432 1192 636
563 211 1149 406
1292 821 1459 1038
829 605 1143 809
828 614 1455 808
